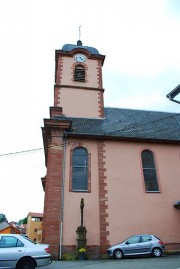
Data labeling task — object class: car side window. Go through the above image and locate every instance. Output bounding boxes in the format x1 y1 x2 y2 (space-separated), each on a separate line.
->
0 236 24 247
0 238 7 247
127 236 140 244
17 239 24 247
141 235 152 242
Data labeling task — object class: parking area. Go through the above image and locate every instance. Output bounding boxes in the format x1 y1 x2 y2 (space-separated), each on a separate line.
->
41 255 180 269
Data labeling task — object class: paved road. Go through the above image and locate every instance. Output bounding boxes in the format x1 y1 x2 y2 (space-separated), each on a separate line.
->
42 255 180 269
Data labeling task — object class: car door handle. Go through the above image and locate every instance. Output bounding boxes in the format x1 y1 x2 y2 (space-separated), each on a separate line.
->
18 250 22 252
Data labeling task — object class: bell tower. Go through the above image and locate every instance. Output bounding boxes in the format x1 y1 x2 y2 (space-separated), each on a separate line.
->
42 41 106 259
54 40 105 118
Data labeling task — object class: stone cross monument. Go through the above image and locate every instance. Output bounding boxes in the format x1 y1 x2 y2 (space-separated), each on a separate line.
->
76 198 87 257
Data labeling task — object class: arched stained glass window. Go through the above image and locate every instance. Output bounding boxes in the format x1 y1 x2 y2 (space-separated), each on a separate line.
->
72 147 88 191
141 150 159 192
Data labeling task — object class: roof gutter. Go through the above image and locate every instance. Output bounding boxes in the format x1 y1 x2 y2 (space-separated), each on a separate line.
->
64 132 180 144
166 84 180 104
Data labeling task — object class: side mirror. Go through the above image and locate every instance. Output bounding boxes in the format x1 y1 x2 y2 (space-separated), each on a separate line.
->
125 241 129 245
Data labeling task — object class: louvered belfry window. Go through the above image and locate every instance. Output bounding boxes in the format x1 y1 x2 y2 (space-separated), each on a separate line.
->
72 147 88 191
141 150 159 192
74 65 85 82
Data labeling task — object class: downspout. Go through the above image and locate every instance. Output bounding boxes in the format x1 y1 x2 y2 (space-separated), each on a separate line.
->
59 131 67 259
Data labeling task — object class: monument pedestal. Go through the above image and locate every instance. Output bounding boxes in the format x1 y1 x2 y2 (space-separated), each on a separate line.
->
76 225 87 249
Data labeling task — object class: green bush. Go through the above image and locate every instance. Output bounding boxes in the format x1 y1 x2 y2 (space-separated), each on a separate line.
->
61 252 76 261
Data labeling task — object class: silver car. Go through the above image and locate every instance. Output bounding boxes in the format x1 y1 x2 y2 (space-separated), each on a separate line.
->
0 234 52 269
107 234 165 259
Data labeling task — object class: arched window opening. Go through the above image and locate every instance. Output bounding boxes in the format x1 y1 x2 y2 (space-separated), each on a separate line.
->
74 65 85 82
141 150 159 192
72 147 88 191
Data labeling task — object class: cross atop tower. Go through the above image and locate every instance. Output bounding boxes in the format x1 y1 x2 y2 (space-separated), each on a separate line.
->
79 25 81 41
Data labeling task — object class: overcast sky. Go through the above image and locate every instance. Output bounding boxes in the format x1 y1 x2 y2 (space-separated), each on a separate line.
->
0 0 179 222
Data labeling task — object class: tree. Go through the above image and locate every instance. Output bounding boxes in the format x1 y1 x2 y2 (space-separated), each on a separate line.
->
18 217 28 225
0 213 7 223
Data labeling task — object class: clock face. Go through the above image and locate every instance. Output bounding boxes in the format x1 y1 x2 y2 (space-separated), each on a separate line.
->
74 54 87 62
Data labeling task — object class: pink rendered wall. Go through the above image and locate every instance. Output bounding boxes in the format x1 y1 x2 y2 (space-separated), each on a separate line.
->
57 57 103 118
63 140 100 246
60 87 100 118
62 138 180 248
105 141 180 245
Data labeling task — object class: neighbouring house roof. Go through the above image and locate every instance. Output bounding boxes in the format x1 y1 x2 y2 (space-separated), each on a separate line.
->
54 107 180 142
0 221 20 233
28 212 43 218
0 221 9 231
9 221 17 227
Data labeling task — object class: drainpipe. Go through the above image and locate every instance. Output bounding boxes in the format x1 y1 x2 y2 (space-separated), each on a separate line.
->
59 131 67 259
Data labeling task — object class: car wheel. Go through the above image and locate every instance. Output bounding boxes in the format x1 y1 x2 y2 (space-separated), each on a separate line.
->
17 257 36 269
113 249 123 259
152 247 162 257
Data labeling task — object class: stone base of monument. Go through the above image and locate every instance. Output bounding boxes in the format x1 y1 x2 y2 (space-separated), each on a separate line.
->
76 225 87 260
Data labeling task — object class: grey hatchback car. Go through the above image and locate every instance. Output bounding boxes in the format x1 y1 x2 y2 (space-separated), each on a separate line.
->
107 234 165 259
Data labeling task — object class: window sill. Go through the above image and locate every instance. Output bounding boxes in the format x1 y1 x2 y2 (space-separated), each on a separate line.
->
146 191 160 193
72 190 88 192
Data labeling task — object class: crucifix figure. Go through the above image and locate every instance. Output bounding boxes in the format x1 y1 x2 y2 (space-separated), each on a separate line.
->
80 198 84 226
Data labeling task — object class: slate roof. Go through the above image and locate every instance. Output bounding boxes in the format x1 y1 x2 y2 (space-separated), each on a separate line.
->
54 107 180 142
62 41 99 55
0 221 9 231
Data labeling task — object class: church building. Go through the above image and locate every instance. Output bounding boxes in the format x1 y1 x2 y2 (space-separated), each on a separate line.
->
41 40 180 260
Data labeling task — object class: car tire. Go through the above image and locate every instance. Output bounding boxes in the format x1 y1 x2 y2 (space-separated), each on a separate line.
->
152 247 162 257
17 257 36 269
113 249 123 259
